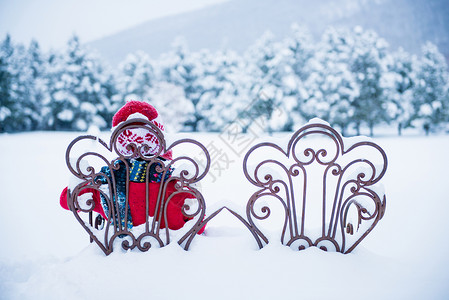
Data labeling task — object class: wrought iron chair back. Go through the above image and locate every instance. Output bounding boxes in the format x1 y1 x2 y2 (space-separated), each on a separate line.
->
64 119 387 255
241 120 387 253
65 119 210 255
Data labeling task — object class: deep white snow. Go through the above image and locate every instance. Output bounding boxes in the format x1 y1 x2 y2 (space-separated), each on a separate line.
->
0 130 449 299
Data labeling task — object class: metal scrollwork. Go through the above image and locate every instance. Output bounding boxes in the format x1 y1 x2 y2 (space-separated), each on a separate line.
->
65 119 210 255
242 120 387 253
64 118 387 255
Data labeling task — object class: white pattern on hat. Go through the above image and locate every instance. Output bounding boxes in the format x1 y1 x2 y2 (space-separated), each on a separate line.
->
115 113 163 157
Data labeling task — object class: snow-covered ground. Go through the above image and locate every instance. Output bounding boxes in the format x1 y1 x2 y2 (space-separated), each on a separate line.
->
1 130 449 299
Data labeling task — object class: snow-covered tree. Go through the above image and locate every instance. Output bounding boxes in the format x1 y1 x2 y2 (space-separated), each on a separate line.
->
145 82 194 132
243 31 294 133
349 26 390 136
383 48 417 135
0 35 15 132
300 27 359 135
276 24 315 130
0 36 48 132
195 50 252 131
116 50 154 104
412 42 449 135
45 35 115 131
283 24 314 82
25 40 49 130
159 39 211 131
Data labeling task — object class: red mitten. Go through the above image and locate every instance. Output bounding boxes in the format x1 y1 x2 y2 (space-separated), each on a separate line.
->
60 187 106 219
128 181 205 233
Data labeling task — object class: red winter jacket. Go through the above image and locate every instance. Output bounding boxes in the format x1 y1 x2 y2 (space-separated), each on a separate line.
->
60 180 204 233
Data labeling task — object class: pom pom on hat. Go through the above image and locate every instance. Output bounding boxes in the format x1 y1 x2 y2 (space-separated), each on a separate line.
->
113 100 172 160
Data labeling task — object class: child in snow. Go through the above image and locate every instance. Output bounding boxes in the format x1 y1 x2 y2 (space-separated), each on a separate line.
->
60 100 204 233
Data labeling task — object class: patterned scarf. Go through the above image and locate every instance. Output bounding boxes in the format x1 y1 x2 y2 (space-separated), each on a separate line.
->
96 159 173 229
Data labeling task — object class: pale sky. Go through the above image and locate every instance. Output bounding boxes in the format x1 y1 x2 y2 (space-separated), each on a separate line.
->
0 0 229 50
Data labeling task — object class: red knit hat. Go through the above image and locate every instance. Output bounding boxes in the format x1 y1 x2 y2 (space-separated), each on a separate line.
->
112 100 159 127
113 100 172 160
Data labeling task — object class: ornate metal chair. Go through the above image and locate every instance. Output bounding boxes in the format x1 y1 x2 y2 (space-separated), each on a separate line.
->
239 120 387 253
64 119 387 255
65 119 210 255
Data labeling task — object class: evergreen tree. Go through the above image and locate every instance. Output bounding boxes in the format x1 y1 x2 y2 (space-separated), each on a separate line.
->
159 38 208 131
278 24 315 130
0 36 46 132
383 48 416 135
6 42 29 130
146 81 194 132
301 27 359 136
284 24 314 82
116 50 154 102
26 41 46 129
45 35 115 131
349 26 390 136
0 35 14 132
195 50 251 131
19 40 49 131
243 31 292 133
412 42 449 135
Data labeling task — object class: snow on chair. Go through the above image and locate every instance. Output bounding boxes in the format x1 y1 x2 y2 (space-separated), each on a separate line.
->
64 118 210 255
240 119 387 253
